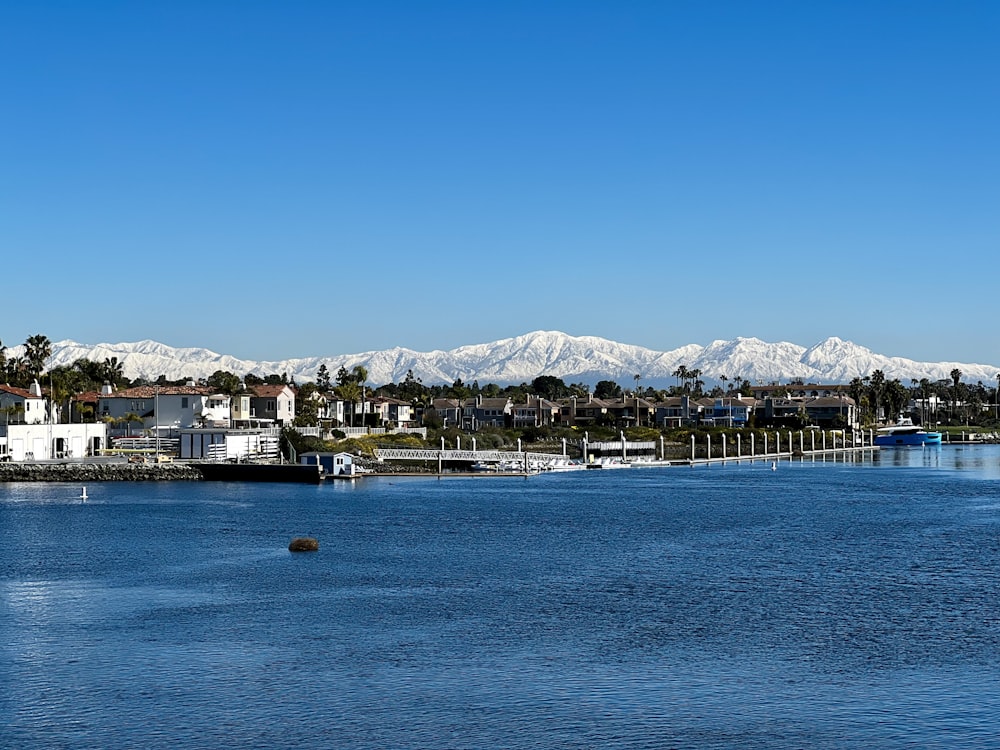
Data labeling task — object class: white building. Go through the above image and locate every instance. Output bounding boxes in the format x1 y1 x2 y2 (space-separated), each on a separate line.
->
0 382 48 425
0 422 107 461
98 384 232 433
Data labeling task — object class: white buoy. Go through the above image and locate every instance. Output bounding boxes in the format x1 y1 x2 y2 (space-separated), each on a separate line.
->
80 487 88 501
771 461 777 471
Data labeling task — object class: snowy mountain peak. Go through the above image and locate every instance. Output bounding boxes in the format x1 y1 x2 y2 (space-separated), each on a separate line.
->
29 332 1000 388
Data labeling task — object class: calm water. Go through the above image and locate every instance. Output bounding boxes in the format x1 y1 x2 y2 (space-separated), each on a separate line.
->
4 447 1000 749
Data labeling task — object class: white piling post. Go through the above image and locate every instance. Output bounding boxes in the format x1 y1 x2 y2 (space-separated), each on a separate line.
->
737 433 742 457
751 432 755 456
776 432 781 455
707 434 712 460
764 433 769 455
691 434 695 462
722 434 727 460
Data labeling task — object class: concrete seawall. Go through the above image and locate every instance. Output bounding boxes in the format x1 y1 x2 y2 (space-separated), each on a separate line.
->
0 462 203 482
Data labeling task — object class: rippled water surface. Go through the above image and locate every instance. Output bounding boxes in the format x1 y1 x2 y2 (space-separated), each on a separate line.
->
5 447 1000 748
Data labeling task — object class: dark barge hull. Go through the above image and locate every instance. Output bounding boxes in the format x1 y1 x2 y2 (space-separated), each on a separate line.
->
194 462 323 484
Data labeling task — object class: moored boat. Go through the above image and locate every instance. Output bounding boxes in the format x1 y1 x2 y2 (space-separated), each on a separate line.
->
874 418 942 447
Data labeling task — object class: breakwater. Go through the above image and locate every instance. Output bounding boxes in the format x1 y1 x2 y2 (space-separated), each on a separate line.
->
0 461 202 482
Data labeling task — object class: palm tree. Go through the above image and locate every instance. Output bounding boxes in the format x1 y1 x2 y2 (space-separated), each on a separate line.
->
996 373 1000 421
868 370 886 423
336 381 361 427
24 334 52 380
101 357 125 386
688 368 703 396
351 365 369 426
672 365 689 392
950 368 962 421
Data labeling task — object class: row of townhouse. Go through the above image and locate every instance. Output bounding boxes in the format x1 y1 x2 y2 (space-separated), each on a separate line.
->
429 393 859 430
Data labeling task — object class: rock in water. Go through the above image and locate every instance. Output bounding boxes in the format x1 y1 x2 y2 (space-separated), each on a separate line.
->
288 537 319 552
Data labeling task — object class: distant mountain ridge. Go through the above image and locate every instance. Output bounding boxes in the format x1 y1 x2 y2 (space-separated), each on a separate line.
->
23 331 1000 388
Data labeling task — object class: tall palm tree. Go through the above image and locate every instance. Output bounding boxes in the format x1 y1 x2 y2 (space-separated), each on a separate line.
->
336 381 361 427
868 370 886 423
102 357 124 386
949 368 962 420
24 334 52 380
996 373 1000 421
351 365 369 425
672 365 689 392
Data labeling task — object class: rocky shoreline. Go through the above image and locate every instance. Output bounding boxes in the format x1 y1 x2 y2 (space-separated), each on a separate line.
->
0 462 203 482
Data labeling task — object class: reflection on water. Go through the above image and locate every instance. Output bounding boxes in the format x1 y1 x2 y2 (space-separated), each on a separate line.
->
4 448 1000 749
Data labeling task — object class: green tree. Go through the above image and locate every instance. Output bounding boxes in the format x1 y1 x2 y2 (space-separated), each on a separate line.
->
336 381 361 427
883 379 909 423
294 382 320 427
100 356 125 386
206 370 242 395
951 368 963 420
316 364 331 392
24 334 52 380
531 375 568 400
594 380 621 399
868 370 886 423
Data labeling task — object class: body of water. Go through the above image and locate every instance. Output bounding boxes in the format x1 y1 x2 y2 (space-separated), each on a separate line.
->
4 446 1000 748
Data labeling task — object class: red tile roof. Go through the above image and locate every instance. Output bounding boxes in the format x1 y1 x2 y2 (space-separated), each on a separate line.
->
0 384 38 399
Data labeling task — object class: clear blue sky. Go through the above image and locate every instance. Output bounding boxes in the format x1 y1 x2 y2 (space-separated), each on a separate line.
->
3 1 998 364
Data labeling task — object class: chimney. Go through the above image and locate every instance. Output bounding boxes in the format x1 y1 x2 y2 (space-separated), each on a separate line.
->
29 380 42 398
101 382 114 396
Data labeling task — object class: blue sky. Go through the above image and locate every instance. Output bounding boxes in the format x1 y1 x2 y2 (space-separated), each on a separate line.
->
3 1 998 365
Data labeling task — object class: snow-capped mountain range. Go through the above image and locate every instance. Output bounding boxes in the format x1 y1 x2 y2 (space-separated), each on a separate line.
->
16 331 1000 388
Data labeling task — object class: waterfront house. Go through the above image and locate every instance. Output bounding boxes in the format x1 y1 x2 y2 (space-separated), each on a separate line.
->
370 396 415 427
429 398 463 428
248 384 295 426
0 382 47 425
507 396 560 428
558 395 612 427
461 396 512 429
654 396 703 427
98 384 232 434
602 396 656 427
803 395 857 429
701 397 756 427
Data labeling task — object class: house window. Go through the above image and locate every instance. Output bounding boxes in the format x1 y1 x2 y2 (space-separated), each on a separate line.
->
267 400 276 412
182 397 189 408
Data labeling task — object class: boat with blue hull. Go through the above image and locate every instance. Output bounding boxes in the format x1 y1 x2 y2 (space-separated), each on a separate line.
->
875 418 942 446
